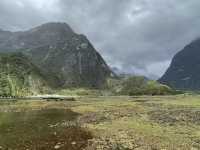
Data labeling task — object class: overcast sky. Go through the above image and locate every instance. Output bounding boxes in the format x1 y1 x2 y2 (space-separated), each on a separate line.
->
0 0 200 79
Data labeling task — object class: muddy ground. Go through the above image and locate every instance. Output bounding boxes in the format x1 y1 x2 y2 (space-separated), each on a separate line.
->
0 95 200 149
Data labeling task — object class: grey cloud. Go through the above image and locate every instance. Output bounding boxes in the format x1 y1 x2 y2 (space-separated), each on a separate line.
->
0 0 200 78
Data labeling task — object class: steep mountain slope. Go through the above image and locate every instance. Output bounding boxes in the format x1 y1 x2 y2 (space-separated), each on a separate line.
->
0 53 49 96
0 23 113 88
159 39 200 90
0 29 13 44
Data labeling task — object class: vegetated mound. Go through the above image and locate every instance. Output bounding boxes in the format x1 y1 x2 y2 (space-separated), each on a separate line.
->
0 53 50 97
159 38 200 90
0 22 113 88
107 76 176 96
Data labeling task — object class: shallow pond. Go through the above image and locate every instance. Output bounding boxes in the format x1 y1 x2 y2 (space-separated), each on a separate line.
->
0 108 92 150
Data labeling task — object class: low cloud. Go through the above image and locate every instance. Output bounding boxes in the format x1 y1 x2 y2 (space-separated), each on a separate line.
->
0 0 200 78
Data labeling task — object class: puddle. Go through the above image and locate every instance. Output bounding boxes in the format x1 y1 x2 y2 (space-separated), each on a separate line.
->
0 109 92 150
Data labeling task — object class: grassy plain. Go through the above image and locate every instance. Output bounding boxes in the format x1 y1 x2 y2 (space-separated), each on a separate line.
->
0 95 200 149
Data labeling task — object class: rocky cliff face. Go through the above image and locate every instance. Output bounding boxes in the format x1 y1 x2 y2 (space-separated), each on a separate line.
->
0 22 113 88
0 53 49 96
159 39 200 90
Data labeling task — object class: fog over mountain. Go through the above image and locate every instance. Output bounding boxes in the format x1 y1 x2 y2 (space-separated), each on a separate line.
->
0 0 200 78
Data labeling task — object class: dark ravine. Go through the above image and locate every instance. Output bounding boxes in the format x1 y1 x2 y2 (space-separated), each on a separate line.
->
159 38 200 90
0 22 114 90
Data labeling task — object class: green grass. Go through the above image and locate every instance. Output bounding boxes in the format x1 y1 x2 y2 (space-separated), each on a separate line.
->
149 95 200 107
74 95 200 149
1 95 200 149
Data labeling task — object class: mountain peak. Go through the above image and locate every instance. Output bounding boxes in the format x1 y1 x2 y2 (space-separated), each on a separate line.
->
0 22 113 88
30 22 74 33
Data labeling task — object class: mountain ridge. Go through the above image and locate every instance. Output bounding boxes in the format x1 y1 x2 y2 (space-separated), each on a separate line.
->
0 22 113 89
159 38 200 90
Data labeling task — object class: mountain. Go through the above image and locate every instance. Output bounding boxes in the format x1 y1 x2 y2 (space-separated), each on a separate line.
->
159 38 200 90
0 53 49 96
0 22 113 88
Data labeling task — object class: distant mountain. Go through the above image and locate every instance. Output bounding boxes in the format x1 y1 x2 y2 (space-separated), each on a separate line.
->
111 67 135 78
111 67 123 76
0 22 113 88
159 38 200 90
0 53 49 96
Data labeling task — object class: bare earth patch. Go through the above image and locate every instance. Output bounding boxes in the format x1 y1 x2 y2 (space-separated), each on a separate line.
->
149 109 200 125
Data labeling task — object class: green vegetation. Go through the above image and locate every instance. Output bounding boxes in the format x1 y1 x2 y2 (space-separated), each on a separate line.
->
0 53 179 97
55 76 181 97
0 95 200 149
57 88 103 96
107 76 178 96
0 53 50 97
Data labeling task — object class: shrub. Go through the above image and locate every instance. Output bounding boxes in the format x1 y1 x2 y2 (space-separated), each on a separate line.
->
109 76 176 96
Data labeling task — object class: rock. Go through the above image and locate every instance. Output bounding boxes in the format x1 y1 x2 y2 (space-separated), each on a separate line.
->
159 38 200 90
54 143 62 149
54 144 61 149
71 141 76 145
0 22 114 88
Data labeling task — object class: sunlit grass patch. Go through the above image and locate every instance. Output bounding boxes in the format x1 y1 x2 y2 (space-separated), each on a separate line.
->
146 95 200 107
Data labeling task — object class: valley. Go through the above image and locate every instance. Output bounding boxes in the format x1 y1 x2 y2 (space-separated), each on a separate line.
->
0 95 200 150
0 21 199 150
0 0 200 149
